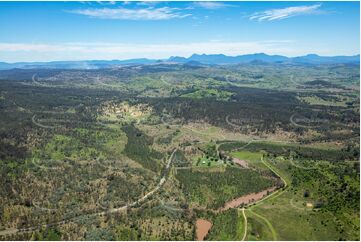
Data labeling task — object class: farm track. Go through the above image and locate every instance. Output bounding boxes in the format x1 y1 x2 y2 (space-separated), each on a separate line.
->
191 143 289 241
0 150 177 237
248 156 288 208
236 154 289 241
241 208 247 241
216 138 298 154
191 154 288 240
161 115 226 140
247 209 278 240
289 198 315 211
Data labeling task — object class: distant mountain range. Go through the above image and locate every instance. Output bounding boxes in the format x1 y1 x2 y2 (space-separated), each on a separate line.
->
168 53 360 65
0 53 359 70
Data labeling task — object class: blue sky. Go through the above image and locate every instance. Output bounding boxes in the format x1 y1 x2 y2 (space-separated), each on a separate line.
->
0 1 359 62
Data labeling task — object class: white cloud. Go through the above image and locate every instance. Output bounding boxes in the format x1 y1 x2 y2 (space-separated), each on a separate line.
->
80 1 117 5
194 1 233 9
68 6 191 20
250 4 323 21
136 1 161 6
96 1 117 5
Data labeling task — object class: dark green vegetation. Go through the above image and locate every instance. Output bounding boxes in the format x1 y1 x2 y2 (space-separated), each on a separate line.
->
0 62 359 240
122 124 163 172
176 167 277 209
194 209 245 241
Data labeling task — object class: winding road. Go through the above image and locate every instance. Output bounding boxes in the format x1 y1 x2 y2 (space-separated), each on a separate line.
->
241 208 247 241
237 155 289 241
247 209 278 240
0 149 177 237
246 156 288 209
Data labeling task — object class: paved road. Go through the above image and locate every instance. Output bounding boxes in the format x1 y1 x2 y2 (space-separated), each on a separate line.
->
0 149 177 237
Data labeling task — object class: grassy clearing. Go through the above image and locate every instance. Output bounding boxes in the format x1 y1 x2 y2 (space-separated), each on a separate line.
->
249 190 346 240
41 134 102 161
33 127 127 162
297 94 350 107
223 140 357 163
245 209 275 241
246 157 359 241
181 88 234 101
230 150 267 170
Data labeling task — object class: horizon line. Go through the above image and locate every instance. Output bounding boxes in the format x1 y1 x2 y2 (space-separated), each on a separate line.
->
1 52 360 64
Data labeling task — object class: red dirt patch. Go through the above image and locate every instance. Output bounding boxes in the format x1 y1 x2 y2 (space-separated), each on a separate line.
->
196 219 212 241
232 157 249 168
220 187 277 211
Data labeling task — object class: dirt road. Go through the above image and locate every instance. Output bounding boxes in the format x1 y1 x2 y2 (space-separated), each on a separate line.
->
241 208 247 241
0 149 177 237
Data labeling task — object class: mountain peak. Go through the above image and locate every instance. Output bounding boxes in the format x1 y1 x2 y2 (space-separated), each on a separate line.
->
305 54 320 57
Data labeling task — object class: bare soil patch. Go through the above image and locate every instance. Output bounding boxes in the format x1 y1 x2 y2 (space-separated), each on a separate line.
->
232 157 249 168
196 219 212 241
220 187 277 211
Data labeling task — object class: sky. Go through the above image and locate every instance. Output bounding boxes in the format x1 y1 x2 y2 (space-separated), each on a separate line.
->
0 1 359 62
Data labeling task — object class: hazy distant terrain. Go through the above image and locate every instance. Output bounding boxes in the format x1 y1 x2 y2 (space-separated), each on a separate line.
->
0 53 359 70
